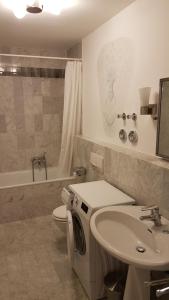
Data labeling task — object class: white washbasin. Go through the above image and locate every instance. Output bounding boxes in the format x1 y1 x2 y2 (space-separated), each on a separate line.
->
90 206 169 270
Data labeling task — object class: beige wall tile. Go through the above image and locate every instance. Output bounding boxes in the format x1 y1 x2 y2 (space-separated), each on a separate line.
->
17 133 35 150
0 114 7 133
42 97 58 114
15 114 25 131
34 114 43 132
72 136 169 220
0 55 64 172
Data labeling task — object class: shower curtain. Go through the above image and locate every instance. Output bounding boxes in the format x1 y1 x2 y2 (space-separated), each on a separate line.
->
59 61 82 176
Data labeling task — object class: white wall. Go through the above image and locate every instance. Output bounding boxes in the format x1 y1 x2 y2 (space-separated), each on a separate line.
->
82 0 169 154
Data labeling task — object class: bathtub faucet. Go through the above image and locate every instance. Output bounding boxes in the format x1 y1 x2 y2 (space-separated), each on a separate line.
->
31 152 47 169
31 152 47 181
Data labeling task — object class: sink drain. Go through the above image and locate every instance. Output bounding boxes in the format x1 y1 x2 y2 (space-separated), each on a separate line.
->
136 246 146 253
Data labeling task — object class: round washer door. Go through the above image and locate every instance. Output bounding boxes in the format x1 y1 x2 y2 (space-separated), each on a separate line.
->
72 213 86 255
67 209 74 265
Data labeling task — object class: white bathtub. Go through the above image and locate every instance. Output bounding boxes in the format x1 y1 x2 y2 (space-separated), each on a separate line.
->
0 167 79 223
0 167 71 189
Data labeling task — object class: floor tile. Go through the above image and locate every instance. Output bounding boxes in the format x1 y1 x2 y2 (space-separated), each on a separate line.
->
0 215 88 300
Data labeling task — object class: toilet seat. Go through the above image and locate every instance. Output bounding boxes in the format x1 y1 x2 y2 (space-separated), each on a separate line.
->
52 205 67 223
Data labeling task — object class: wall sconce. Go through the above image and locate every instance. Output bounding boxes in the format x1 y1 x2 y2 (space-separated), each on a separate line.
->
0 67 4 75
140 104 158 120
11 67 17 75
139 86 158 120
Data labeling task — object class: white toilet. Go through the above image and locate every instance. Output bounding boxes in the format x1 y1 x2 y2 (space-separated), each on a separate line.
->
52 188 73 232
52 205 67 231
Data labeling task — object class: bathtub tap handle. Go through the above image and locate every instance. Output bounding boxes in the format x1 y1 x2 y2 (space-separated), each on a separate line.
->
117 113 126 120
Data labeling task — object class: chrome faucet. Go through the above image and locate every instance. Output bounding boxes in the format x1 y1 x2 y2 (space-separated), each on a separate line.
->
31 152 47 181
140 205 162 226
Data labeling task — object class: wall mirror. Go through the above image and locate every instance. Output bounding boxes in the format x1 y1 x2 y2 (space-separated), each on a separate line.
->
156 78 169 159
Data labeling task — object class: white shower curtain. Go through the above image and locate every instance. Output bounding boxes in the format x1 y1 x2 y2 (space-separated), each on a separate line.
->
59 61 82 176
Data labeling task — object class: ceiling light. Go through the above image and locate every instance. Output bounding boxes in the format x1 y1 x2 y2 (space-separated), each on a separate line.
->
26 0 43 14
1 0 77 19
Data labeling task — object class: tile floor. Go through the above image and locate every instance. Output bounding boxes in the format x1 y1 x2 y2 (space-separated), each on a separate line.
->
0 215 88 300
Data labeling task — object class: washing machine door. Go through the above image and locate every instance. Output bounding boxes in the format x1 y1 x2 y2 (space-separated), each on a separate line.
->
67 209 74 265
72 213 86 255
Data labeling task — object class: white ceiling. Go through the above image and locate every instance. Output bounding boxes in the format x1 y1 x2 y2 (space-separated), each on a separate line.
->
0 0 134 51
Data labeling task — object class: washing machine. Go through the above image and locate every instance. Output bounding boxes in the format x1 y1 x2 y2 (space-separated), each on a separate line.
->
67 180 135 300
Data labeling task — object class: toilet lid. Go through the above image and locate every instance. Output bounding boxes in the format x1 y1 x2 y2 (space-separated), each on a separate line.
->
52 205 67 220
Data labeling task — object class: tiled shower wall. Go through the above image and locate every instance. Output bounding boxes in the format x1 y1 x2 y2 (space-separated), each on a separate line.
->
0 46 66 172
73 135 169 220
0 76 64 172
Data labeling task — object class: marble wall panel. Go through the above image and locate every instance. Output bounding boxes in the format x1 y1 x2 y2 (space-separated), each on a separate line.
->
42 97 61 114
34 114 43 132
15 113 25 131
0 114 7 133
0 75 64 172
72 136 104 182
0 177 80 224
73 136 169 219
0 46 65 173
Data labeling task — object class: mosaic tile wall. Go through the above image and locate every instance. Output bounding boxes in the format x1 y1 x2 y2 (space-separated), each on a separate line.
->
0 75 64 172
0 46 66 69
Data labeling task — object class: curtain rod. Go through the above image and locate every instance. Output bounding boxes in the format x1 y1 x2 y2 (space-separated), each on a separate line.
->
0 53 82 61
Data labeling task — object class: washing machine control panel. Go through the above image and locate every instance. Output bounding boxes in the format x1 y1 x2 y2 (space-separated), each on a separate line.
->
71 193 92 220
81 202 88 214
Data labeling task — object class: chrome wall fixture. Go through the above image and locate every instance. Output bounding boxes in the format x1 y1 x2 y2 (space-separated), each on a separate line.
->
119 129 127 142
31 152 47 182
73 167 87 177
128 131 138 144
117 113 126 120
127 113 137 121
118 112 138 143
117 113 137 121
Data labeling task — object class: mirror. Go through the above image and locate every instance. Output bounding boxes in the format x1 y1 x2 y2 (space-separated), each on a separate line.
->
156 78 169 159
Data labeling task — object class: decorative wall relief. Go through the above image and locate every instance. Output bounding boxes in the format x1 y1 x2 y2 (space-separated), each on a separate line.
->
97 38 134 133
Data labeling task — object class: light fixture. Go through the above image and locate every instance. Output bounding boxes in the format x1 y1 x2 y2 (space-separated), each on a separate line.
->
0 67 4 75
11 67 17 75
26 0 43 14
1 0 77 19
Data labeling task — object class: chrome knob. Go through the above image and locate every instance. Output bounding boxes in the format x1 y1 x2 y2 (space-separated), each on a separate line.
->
128 131 138 144
117 113 126 120
127 113 137 121
119 129 127 142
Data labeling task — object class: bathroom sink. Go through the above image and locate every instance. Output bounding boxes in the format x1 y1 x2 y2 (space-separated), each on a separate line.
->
90 206 169 270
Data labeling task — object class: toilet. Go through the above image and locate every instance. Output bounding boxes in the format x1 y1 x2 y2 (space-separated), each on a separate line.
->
52 205 67 232
52 187 73 232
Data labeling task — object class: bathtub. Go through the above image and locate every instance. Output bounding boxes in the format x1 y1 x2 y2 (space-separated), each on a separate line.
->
0 166 69 189
0 167 81 224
